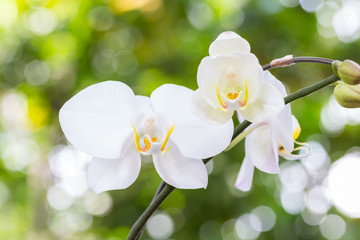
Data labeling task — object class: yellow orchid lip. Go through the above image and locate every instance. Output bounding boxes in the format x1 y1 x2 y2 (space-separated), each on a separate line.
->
132 123 175 154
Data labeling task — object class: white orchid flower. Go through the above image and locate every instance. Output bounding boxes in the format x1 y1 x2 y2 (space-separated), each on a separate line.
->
234 73 310 191
59 81 233 193
192 31 284 124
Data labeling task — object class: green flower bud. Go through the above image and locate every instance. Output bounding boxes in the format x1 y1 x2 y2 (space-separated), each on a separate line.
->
334 82 360 108
338 60 360 85
332 60 342 77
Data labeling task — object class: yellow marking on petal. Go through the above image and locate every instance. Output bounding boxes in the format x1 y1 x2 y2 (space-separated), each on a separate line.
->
239 79 249 104
161 147 172 154
217 106 228 112
239 102 251 109
244 79 249 104
215 82 227 109
151 137 157 142
293 125 301 140
237 79 249 109
161 123 175 151
132 124 152 153
134 148 142 153
132 124 142 150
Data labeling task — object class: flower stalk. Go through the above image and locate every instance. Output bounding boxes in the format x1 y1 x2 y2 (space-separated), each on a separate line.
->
127 185 175 240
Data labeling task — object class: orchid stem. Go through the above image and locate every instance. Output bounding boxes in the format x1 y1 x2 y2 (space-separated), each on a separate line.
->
263 56 334 70
284 74 339 104
133 181 167 240
127 184 175 240
127 58 339 240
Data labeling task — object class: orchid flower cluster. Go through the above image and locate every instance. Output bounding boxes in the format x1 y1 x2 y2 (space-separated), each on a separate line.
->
59 31 310 194
58 31 360 239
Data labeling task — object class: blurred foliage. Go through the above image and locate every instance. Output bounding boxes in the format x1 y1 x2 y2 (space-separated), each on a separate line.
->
1 0 360 239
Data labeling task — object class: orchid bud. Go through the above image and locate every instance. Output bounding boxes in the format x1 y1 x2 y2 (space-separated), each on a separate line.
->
338 60 360 85
334 82 360 108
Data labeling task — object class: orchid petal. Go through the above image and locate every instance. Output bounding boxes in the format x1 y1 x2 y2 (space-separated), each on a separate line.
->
87 135 141 193
246 123 280 174
235 155 255 192
197 53 263 108
152 141 208 189
151 84 234 159
263 71 294 152
209 31 251 56
272 105 293 152
292 116 301 140
191 89 234 124
59 81 143 159
263 71 287 96
230 52 264 103
273 109 293 152
240 81 284 123
133 95 154 114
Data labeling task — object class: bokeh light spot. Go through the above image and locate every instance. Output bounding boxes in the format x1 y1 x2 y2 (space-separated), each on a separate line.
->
24 60 51 86
328 153 360 218
319 214 346 240
146 212 174 239
235 214 261 240
24 8 57 36
299 0 324 13
251 206 276 232
0 0 18 29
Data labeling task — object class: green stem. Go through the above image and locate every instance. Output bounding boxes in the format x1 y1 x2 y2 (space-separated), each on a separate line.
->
134 181 166 240
127 185 175 240
127 58 339 240
284 74 338 104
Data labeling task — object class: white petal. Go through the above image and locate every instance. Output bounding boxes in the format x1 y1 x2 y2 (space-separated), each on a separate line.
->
191 89 234 124
245 123 280 174
87 135 141 193
209 31 251 56
154 112 175 136
263 71 287 96
197 53 263 108
292 115 300 137
235 155 255 192
133 95 154 114
272 105 294 152
230 52 264 103
151 84 234 159
196 56 225 108
152 141 208 189
240 81 284 123
59 81 142 159
263 71 294 152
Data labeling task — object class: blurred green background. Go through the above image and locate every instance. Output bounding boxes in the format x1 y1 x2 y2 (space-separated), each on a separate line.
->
1 0 360 239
